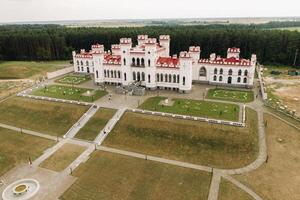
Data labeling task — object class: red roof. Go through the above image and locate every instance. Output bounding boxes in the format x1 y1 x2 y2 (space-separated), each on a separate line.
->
156 57 179 68
199 56 250 66
103 54 121 65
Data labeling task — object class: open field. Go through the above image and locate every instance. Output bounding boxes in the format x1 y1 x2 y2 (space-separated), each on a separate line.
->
103 108 258 169
218 178 253 200
76 108 117 141
262 65 300 79
60 151 211 200
0 80 33 100
31 84 108 102
207 88 254 103
0 61 69 79
139 96 239 121
235 114 300 200
55 73 91 85
40 143 86 172
0 127 55 176
0 97 88 136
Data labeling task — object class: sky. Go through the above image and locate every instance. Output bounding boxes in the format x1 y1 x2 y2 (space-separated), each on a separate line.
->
0 0 299 23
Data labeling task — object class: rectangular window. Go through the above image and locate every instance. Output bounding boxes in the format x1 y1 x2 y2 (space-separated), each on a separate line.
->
148 75 151 83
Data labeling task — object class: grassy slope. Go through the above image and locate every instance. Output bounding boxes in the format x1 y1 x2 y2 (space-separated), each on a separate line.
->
218 178 254 200
76 108 117 141
40 143 86 172
0 97 88 136
0 61 68 79
0 127 55 176
103 108 258 169
139 96 240 121
236 113 300 200
32 85 108 102
61 151 211 200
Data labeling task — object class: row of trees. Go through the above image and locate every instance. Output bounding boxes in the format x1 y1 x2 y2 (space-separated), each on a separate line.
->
0 22 299 66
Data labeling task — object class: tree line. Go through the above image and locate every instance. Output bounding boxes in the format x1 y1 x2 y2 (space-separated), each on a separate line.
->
0 22 299 66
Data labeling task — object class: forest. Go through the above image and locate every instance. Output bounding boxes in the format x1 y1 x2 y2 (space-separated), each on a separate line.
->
0 21 299 66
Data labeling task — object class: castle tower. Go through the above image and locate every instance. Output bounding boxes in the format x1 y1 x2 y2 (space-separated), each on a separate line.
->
120 38 132 86
92 50 105 84
179 51 193 93
91 44 104 53
159 35 170 57
144 38 157 89
188 46 201 62
137 35 148 46
227 47 240 59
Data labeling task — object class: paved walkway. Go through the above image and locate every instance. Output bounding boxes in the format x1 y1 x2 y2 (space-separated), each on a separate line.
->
64 105 99 138
207 170 222 200
94 108 126 145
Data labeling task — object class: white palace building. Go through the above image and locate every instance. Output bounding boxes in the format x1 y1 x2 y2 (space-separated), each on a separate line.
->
72 35 257 93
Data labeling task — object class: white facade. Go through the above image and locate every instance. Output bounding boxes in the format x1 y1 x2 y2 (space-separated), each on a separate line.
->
73 35 257 92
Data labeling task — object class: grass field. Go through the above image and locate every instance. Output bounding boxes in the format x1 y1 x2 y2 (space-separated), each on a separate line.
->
0 81 33 100
40 143 86 172
55 73 91 85
262 65 299 78
0 127 55 176
235 113 300 200
207 88 254 103
60 151 211 200
103 108 258 169
76 108 117 141
32 85 108 102
0 97 88 136
218 178 253 200
139 96 240 121
0 61 69 79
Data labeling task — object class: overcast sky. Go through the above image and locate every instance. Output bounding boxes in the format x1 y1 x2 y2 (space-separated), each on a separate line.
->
0 0 299 23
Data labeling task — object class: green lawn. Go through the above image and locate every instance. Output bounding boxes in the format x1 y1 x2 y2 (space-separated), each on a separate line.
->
76 108 117 141
0 61 69 79
0 127 55 176
139 96 240 121
55 73 91 85
0 97 88 136
31 85 108 102
103 108 258 169
40 143 86 172
207 88 254 103
218 178 254 200
60 151 211 200
262 65 299 79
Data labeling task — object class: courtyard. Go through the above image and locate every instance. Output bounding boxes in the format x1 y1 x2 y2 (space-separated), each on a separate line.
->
206 88 254 103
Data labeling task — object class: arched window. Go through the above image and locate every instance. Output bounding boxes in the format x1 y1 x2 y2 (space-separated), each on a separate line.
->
123 58 126 66
219 76 223 82
107 70 110 78
177 75 180 83
104 70 107 77
244 70 248 76
141 58 145 66
220 68 223 75
165 74 168 82
237 77 241 83
124 73 127 81
118 71 121 78
228 77 232 84
148 59 151 67
160 74 163 82
142 72 145 81
77 66 80 71
238 69 242 76
132 57 135 66
243 77 247 83
96 70 99 78
183 76 186 86
114 70 117 78
213 75 217 81
137 58 140 66
81 61 83 66
214 68 218 74
77 60 79 65
156 74 159 82
137 72 141 81
173 74 176 83
199 67 207 77
111 70 114 78
228 69 233 75
86 61 89 66
169 74 172 82
148 75 151 83
133 72 136 81
81 66 84 71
